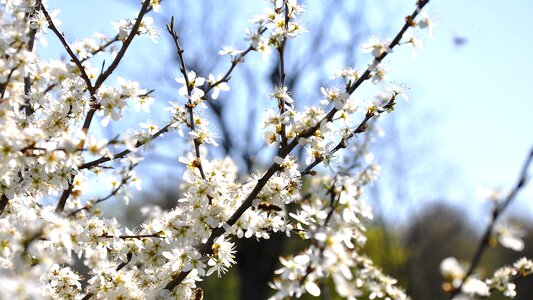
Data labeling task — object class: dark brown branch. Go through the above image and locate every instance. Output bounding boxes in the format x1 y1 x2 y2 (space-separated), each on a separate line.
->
40 3 94 92
101 232 162 239
67 168 132 217
277 2 291 154
164 163 281 291
449 146 533 299
93 0 151 90
55 182 73 214
301 96 396 176
347 0 430 94
292 179 341 299
0 68 16 99
55 0 152 214
167 17 209 182
0 195 9 215
203 27 267 96
22 2 40 116
80 122 175 169
81 24 265 172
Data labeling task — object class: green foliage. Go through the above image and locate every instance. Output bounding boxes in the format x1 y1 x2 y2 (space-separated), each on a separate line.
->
198 267 241 300
363 226 409 286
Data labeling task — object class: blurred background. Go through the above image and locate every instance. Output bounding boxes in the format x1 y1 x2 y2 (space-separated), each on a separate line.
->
39 0 533 299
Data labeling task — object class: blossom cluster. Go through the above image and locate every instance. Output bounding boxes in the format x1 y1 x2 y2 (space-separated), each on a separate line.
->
0 0 491 300
269 173 409 300
441 257 533 299
438 183 533 300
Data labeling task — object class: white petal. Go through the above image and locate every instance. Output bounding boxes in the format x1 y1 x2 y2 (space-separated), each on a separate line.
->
305 281 321 296
500 236 525 251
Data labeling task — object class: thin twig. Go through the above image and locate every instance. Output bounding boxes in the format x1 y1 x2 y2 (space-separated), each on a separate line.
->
101 232 163 239
80 26 265 171
292 178 341 299
277 2 290 155
54 0 152 214
166 17 208 181
22 2 40 116
93 0 151 90
40 3 94 92
301 95 396 176
0 195 9 215
67 167 134 217
203 27 267 96
347 0 430 94
449 146 533 299
80 122 175 169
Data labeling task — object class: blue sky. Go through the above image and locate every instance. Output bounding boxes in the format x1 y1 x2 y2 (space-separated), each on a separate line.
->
40 0 533 224
392 0 533 219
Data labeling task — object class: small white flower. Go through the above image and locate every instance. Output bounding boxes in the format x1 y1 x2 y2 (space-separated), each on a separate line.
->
207 74 230 99
361 36 391 58
440 257 465 286
218 45 243 56
418 11 434 38
462 278 489 297
270 85 294 104
176 71 205 96
495 223 525 251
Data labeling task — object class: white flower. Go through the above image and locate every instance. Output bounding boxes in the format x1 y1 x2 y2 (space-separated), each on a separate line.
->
30 9 62 34
207 74 230 99
218 45 243 56
402 32 424 58
189 88 206 107
140 121 159 135
176 71 205 96
462 278 489 297
386 81 409 102
112 19 132 40
417 11 434 38
361 37 391 58
134 95 155 113
139 17 159 43
320 87 349 110
495 223 525 251
332 67 360 84
440 257 465 287
270 85 294 104
189 128 219 146
256 38 272 59
150 0 161 12
264 131 277 144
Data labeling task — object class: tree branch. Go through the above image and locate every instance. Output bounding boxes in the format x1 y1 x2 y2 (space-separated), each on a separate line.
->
449 146 533 299
54 0 152 214
166 17 208 181
162 0 432 291
40 3 94 92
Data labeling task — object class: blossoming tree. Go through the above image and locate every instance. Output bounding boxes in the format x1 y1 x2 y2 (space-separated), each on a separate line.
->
0 0 532 299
